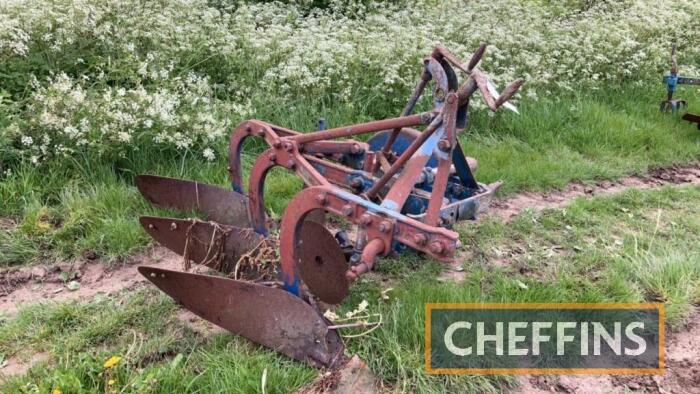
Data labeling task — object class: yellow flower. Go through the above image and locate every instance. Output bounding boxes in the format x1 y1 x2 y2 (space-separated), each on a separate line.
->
52 389 62 394
108 379 116 385
103 356 122 369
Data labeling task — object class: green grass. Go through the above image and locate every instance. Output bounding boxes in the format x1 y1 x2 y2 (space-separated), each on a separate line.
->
0 84 699 266
0 290 315 393
2 186 699 392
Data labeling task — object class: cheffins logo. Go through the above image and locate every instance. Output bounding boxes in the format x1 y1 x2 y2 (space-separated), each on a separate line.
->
425 303 664 374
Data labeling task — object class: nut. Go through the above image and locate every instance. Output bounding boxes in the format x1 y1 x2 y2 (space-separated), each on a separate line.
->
350 144 363 154
286 160 296 169
269 152 277 162
429 241 444 255
272 140 282 149
170 222 178 231
359 213 373 227
283 142 293 152
341 204 354 217
350 177 364 189
378 220 392 233
413 233 428 246
438 139 451 152
315 194 327 206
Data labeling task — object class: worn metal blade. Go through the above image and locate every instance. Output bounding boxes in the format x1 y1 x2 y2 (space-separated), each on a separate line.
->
298 221 349 304
136 175 250 227
138 266 344 367
140 216 265 273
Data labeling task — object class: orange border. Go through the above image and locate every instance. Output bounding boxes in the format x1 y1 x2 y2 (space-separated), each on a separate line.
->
424 303 665 375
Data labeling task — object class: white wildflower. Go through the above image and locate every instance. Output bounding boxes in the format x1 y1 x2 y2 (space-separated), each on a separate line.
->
202 148 215 161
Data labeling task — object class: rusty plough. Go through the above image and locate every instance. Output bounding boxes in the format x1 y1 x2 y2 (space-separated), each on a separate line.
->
136 44 522 368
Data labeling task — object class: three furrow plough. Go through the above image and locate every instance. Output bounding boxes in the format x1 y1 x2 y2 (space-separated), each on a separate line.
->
136 44 523 367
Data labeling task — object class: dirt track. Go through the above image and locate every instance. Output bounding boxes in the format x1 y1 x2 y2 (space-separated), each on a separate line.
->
490 162 700 220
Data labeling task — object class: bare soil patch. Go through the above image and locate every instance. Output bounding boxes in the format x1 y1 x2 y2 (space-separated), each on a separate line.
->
295 355 380 394
0 247 181 315
490 162 700 220
515 309 700 394
0 352 49 381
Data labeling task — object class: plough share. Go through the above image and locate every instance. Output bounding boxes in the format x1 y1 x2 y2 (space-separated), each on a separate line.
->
136 44 523 368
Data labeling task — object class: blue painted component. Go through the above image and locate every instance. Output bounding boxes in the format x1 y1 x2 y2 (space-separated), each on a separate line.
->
340 152 366 170
317 118 326 131
404 193 428 215
231 182 244 194
452 144 479 190
664 74 679 94
282 275 302 297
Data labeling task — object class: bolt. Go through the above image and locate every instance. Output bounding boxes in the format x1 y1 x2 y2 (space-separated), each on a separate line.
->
438 139 451 152
429 241 445 255
446 93 457 104
341 204 354 217
421 112 433 123
148 223 155 230
315 193 327 206
272 140 282 149
269 152 277 162
287 160 296 169
359 213 373 227
256 128 265 137
413 233 428 246
283 142 293 152
245 124 252 133
170 222 177 231
350 177 364 189
350 144 363 154
378 220 392 233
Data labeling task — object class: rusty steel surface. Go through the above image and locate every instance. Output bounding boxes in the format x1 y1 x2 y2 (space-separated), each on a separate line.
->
136 44 523 368
136 175 250 227
365 115 443 199
140 216 265 272
291 112 434 144
138 266 344 368
298 221 349 304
